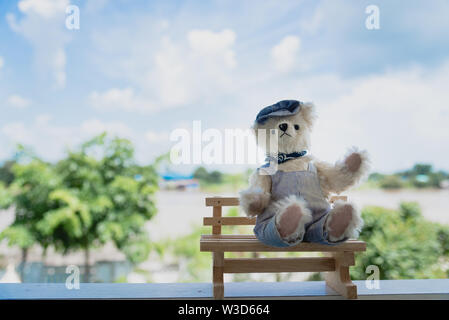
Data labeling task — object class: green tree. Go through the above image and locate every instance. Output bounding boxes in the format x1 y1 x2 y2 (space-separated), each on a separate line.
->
193 167 209 181
0 160 16 186
0 159 60 279
379 175 403 189
350 202 448 280
52 134 158 281
0 182 13 209
1 134 159 281
193 167 223 184
412 164 433 176
208 170 223 184
428 171 449 188
368 172 384 182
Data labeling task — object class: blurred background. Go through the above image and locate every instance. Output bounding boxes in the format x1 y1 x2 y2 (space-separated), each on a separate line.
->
0 0 448 284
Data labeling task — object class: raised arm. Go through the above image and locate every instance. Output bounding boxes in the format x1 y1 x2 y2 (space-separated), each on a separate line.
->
239 170 272 217
315 148 370 196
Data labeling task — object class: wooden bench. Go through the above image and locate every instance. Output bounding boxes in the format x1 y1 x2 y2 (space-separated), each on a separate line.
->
200 196 366 299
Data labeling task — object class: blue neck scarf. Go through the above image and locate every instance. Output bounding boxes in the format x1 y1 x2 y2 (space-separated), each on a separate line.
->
263 150 307 166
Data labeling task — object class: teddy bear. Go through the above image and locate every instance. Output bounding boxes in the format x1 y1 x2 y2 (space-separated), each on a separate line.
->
239 100 369 247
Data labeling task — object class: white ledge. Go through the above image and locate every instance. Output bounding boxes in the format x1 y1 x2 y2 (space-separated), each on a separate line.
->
0 280 448 300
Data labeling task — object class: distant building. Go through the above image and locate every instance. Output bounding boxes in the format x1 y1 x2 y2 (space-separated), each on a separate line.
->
159 171 199 191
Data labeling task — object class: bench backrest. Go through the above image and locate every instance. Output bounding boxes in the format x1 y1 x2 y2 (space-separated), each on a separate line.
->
204 196 348 235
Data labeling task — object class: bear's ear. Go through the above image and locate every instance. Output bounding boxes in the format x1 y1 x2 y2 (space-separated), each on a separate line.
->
301 102 317 128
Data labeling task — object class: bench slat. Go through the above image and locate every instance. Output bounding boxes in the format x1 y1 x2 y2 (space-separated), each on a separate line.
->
203 234 256 239
206 196 346 207
224 257 335 273
206 197 240 207
200 235 366 252
204 217 257 226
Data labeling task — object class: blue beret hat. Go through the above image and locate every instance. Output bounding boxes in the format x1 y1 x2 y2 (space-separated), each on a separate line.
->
255 100 302 124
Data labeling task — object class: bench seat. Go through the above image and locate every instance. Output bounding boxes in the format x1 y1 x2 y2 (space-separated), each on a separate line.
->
201 196 366 299
200 235 366 252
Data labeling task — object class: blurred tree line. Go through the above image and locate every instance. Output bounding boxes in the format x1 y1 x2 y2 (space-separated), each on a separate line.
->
369 163 449 189
0 133 158 281
193 167 223 184
194 162 449 192
193 166 252 192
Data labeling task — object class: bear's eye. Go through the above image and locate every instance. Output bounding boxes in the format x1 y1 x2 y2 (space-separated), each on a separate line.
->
294 124 300 130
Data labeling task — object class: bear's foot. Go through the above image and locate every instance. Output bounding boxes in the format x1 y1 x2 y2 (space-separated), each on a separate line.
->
274 195 312 244
325 201 363 242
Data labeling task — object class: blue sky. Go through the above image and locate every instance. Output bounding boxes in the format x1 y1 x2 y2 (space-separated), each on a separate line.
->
1 0 449 173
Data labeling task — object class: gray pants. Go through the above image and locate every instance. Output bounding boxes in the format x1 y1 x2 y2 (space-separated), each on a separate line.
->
253 162 348 247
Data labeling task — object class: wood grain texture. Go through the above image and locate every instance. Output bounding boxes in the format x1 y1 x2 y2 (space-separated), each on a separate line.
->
325 252 357 299
203 217 257 226
213 251 224 299
212 206 222 235
223 257 335 273
200 236 366 252
206 197 240 207
203 195 364 300
206 196 346 207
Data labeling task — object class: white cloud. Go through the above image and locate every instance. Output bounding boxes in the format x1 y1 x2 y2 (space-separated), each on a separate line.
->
300 8 324 35
6 2 443 173
7 0 70 88
188 29 236 68
89 88 156 112
80 119 134 139
89 28 238 113
2 60 449 172
52 48 67 88
308 63 449 172
151 37 195 107
85 0 110 13
271 35 300 72
214 59 449 173
145 131 169 143
152 30 237 106
0 57 4 69
7 95 32 109
1 117 137 161
34 114 52 126
2 122 35 145
18 0 68 19
0 114 178 165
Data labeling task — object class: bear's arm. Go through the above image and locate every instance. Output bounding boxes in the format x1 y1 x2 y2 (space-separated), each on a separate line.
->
249 170 272 192
314 150 370 196
239 170 272 217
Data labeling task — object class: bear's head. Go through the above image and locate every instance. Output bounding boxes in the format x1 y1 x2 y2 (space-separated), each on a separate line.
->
253 100 316 156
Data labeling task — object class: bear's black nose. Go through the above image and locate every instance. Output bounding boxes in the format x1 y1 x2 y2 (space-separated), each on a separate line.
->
279 123 288 132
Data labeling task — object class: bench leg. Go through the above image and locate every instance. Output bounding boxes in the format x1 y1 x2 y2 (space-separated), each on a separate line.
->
325 252 357 299
213 252 224 299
